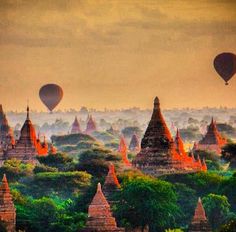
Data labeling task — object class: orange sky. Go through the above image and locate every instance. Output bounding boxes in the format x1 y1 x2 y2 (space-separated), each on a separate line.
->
0 0 236 111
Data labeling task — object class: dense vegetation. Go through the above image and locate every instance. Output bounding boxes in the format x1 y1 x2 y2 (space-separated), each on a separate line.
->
2 136 236 232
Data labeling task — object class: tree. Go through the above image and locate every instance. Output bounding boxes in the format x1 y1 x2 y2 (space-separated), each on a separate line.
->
202 194 231 230
121 127 142 138
37 153 74 171
219 219 236 232
77 148 122 177
115 176 179 232
222 143 236 168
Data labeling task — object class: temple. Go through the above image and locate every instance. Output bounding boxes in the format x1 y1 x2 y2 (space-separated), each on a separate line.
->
103 163 120 201
5 106 48 164
194 118 226 155
0 105 15 151
129 134 140 152
81 183 124 232
49 143 57 155
188 198 212 232
71 116 81 134
85 115 97 134
132 97 206 176
0 174 16 232
118 136 131 166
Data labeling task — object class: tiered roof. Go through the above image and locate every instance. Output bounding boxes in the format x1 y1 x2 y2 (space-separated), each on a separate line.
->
133 97 207 176
0 174 16 232
71 116 81 134
189 198 212 232
118 136 131 166
129 134 140 152
81 183 124 232
85 115 97 134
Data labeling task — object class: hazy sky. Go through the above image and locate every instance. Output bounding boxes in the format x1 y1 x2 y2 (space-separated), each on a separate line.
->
0 0 236 111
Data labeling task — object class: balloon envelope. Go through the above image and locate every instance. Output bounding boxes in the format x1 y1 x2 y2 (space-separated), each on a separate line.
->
39 84 63 112
213 52 236 85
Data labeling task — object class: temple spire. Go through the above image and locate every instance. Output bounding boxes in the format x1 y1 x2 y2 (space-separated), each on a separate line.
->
154 96 160 109
27 105 29 120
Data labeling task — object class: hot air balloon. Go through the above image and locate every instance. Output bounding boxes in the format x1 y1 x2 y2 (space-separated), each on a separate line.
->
39 84 63 112
213 52 236 85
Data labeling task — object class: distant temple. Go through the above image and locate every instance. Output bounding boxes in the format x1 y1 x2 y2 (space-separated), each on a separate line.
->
81 183 124 232
71 116 81 134
103 163 120 201
0 174 16 232
132 97 206 176
188 198 212 232
118 136 131 166
129 134 140 152
0 105 15 151
3 106 48 164
106 126 119 136
49 143 57 155
194 118 226 155
85 115 97 134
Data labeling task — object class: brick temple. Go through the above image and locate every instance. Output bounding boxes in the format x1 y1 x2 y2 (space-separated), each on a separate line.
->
71 116 81 134
129 134 140 152
194 118 226 155
3 106 48 164
0 174 16 232
103 163 120 201
189 198 212 232
132 97 207 176
118 136 131 166
85 115 97 134
81 183 124 232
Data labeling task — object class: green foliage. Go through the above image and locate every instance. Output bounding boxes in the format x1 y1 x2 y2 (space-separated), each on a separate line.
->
219 219 236 232
165 229 184 232
115 176 180 232
77 148 122 177
33 164 58 174
179 126 201 141
37 153 74 171
0 159 34 182
17 171 91 198
92 131 116 143
202 194 232 229
222 143 236 168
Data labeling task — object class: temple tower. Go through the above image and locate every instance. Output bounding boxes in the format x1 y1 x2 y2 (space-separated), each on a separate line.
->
81 183 124 232
71 116 81 134
189 198 212 232
118 136 131 166
6 106 48 163
0 174 16 232
129 134 140 152
103 163 120 201
196 118 226 154
85 115 97 134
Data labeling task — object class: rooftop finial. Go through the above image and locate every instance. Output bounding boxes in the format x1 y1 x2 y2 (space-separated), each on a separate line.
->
154 96 160 109
26 100 29 120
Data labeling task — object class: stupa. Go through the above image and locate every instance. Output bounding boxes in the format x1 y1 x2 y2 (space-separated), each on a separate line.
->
188 198 212 232
129 134 140 152
133 97 206 176
6 106 48 163
103 163 120 200
0 174 16 232
194 118 226 155
71 116 81 134
85 115 97 134
118 136 131 166
81 183 124 232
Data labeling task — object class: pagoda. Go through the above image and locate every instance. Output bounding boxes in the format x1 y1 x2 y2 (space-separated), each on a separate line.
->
195 118 226 155
0 106 15 150
0 174 16 232
6 106 48 163
188 198 212 232
132 97 206 176
103 163 120 201
49 143 57 155
81 183 124 232
85 115 97 134
71 116 81 134
118 136 131 166
129 134 140 152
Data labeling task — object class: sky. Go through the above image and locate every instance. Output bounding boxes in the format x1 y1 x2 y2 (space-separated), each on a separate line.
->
0 0 236 111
